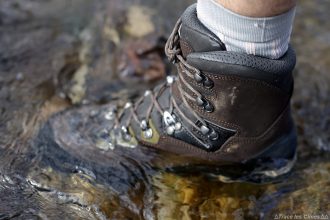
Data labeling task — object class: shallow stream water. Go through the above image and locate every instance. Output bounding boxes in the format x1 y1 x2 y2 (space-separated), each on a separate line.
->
0 0 329 219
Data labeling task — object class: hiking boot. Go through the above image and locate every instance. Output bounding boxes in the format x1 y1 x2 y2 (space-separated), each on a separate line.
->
50 4 297 183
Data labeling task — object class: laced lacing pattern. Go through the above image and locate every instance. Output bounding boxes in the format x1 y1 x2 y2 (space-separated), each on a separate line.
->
114 18 217 140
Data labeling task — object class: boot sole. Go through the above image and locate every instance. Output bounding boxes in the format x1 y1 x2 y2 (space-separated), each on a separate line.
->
209 152 297 184
167 152 297 184
168 128 297 184
213 128 297 184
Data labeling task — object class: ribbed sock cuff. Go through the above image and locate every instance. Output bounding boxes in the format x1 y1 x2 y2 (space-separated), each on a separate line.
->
197 0 296 59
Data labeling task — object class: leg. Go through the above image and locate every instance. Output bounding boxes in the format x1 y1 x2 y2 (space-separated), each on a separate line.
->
216 0 296 17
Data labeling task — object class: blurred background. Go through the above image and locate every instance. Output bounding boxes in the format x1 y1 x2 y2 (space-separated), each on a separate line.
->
0 0 329 219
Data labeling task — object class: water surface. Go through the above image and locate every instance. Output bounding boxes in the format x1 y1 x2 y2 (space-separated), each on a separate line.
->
0 0 329 219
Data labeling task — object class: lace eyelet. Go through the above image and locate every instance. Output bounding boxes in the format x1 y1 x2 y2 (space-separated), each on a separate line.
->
194 73 204 83
203 77 214 89
200 126 219 141
144 129 153 139
140 119 153 139
208 129 219 141
196 97 214 113
121 126 132 141
166 126 175 135
164 111 182 136
196 96 206 106
140 120 148 130
201 125 210 135
194 72 214 89
204 101 214 113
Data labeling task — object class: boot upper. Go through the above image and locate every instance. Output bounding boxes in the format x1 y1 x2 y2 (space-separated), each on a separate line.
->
110 4 296 164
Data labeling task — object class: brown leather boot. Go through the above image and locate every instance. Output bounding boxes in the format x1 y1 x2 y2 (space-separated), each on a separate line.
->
50 5 297 183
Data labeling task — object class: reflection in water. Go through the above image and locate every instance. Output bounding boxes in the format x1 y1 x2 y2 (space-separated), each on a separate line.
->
0 0 329 219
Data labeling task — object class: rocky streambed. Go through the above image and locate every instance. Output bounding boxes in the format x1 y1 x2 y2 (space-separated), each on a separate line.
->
0 0 329 219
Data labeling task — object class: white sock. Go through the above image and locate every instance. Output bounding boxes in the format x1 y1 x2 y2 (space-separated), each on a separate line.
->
196 0 296 59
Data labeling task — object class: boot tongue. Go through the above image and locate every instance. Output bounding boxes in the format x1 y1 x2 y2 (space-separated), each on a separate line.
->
179 4 225 58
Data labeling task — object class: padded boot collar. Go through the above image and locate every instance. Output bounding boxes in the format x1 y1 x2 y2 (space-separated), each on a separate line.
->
179 4 225 56
187 46 296 93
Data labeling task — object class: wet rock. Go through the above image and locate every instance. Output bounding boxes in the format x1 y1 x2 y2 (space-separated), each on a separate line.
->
117 38 167 82
124 5 155 38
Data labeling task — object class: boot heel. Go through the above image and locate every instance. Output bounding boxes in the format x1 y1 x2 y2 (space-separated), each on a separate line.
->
214 128 298 183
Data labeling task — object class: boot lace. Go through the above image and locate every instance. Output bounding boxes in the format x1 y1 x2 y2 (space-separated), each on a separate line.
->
114 18 218 142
